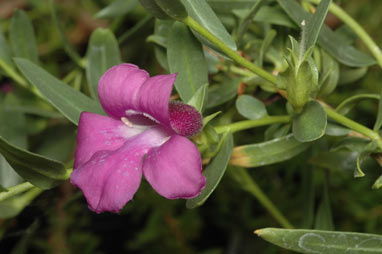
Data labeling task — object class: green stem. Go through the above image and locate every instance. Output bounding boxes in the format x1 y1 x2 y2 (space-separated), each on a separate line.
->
0 182 35 202
306 0 382 68
181 16 278 85
323 105 382 148
219 64 255 77
230 167 294 229
215 115 291 134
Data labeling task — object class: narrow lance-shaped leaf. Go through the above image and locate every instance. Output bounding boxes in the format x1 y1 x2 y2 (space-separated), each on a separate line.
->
304 0 331 53
186 132 233 208
314 174 334 231
278 0 376 67
15 58 105 125
232 6 297 29
206 78 240 109
0 97 26 190
230 134 311 168
50 0 83 67
154 0 188 20
300 167 315 229
167 22 208 102
255 228 382 254
0 136 66 190
181 0 237 53
86 28 121 100
0 28 17 75
95 0 139 19
9 10 39 64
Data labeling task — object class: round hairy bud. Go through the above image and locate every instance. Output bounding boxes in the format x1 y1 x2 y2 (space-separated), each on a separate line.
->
169 101 203 137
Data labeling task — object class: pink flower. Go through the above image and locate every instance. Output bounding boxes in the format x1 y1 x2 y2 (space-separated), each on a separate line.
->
70 64 206 213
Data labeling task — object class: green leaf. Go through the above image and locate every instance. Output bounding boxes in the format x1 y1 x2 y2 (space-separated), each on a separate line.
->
325 123 350 136
318 49 340 96
187 83 208 112
293 101 327 142
0 136 66 190
50 0 84 67
86 28 121 100
0 97 25 189
233 6 297 29
155 0 188 20
9 10 39 64
3 90 63 119
373 89 382 131
255 228 382 253
181 0 237 52
304 0 331 53
15 58 105 125
372 175 382 189
35 125 76 162
338 66 368 85
0 155 23 189
95 0 139 19
167 22 208 101
309 151 358 172
186 132 233 208
264 123 291 141
236 95 268 120
230 134 310 167
301 167 315 229
314 175 334 231
152 19 173 70
336 94 379 115
0 188 42 219
206 78 240 109
0 96 27 148
278 0 376 67
0 27 15 70
139 0 171 19
207 0 258 13
256 29 277 67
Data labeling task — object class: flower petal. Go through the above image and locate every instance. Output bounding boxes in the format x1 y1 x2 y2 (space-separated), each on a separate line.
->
98 64 149 118
74 112 148 168
135 73 177 129
71 126 172 213
143 135 206 199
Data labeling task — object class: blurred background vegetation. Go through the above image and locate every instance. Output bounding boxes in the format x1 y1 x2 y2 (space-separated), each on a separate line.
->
0 0 382 253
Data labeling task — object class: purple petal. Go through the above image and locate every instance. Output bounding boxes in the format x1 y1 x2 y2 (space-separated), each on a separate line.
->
135 73 177 129
74 112 147 168
143 135 206 199
71 126 172 213
98 64 149 118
